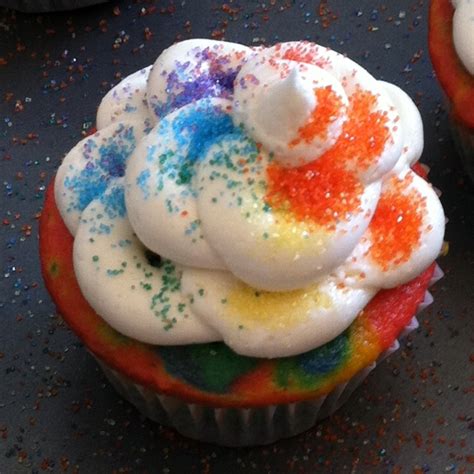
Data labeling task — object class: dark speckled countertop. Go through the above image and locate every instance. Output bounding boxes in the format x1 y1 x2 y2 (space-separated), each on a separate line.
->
1 1 473 472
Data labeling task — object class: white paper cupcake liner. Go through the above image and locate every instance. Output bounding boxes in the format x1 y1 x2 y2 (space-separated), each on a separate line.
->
93 264 443 446
0 0 108 12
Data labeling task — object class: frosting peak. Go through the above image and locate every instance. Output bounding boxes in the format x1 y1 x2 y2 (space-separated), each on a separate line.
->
253 67 316 149
233 54 349 167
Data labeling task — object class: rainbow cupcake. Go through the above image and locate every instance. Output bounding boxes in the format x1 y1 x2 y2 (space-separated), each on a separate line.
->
41 39 445 445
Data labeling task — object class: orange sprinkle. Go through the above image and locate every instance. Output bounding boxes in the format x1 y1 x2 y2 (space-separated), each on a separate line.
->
290 86 343 147
266 153 363 229
328 88 390 170
368 174 425 270
280 51 391 170
265 89 390 226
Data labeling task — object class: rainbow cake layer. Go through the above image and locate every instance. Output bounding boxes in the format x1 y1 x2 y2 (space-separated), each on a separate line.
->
41 176 434 407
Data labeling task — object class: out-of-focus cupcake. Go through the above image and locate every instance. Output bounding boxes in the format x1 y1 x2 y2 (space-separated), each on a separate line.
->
429 0 474 180
0 0 107 12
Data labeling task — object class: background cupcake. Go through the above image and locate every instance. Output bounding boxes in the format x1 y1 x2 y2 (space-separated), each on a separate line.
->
429 0 474 181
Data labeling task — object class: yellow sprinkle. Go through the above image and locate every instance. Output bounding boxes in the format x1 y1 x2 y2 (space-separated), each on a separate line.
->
241 194 329 258
226 283 332 331
268 208 328 254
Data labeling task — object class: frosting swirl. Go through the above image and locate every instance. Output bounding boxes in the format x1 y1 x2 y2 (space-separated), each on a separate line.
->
55 40 444 358
452 0 474 75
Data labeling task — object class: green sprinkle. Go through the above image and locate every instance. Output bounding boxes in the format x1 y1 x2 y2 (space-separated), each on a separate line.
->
176 165 193 185
92 255 99 262
107 268 124 276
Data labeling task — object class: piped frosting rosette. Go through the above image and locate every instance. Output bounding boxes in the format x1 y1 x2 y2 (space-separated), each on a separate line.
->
55 40 445 358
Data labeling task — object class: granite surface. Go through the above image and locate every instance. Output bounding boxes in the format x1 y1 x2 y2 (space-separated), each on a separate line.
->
0 0 473 472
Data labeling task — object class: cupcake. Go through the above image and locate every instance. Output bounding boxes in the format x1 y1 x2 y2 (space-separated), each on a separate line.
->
429 0 474 180
40 39 445 446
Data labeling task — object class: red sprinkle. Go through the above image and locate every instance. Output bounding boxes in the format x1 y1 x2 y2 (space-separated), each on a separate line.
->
279 42 331 69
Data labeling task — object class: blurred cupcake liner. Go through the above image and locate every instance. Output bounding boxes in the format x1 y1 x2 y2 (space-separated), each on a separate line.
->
448 115 474 182
0 0 108 12
92 264 443 446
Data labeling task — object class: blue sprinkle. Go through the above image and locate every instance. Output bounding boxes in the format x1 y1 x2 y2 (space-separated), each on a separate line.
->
136 169 151 198
171 100 236 163
98 223 111 234
145 100 239 198
64 123 137 214
124 104 138 113
100 185 126 219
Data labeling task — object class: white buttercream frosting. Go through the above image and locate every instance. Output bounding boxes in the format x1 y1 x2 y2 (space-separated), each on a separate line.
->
232 57 349 167
452 0 474 75
96 66 154 131
54 40 445 358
